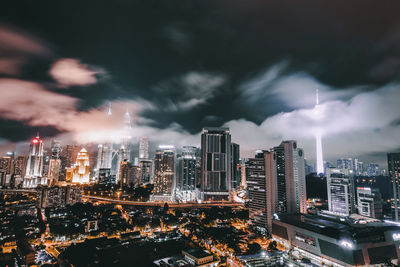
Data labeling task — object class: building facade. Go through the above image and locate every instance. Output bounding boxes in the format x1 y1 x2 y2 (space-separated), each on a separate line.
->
388 153 400 221
72 148 90 184
327 168 355 216
273 140 307 214
200 127 232 201
153 146 175 200
24 135 45 188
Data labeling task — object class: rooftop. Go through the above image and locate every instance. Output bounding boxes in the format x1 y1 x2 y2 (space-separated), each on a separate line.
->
274 213 400 243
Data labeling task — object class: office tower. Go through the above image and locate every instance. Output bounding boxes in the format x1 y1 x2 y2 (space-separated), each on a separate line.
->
0 155 13 174
273 140 307 214
231 143 240 189
119 160 141 187
357 187 383 219
48 159 61 185
37 185 82 209
239 159 248 189
247 150 276 234
139 160 152 184
13 155 27 188
60 145 80 181
388 153 400 221
153 146 175 201
110 144 120 180
326 168 355 216
95 144 112 179
50 140 62 159
23 134 45 188
200 127 232 201
336 158 354 175
72 148 90 184
176 146 197 202
139 136 149 160
314 89 324 175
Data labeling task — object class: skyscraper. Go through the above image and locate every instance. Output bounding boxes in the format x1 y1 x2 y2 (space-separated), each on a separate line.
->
273 140 307 214
72 148 90 184
95 144 112 179
139 136 149 160
153 146 175 201
23 134 45 188
388 153 400 221
200 127 232 201
231 143 240 189
48 159 61 185
13 155 27 187
139 160 152 184
119 160 141 187
326 168 355 216
247 150 276 234
176 146 198 202
51 140 62 159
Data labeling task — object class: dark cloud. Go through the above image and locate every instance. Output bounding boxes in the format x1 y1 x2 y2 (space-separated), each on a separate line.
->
1 0 400 165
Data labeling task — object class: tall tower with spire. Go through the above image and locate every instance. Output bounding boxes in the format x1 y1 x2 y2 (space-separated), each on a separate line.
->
314 89 324 175
23 133 45 188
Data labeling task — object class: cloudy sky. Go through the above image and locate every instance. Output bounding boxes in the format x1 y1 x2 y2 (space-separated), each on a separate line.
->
1 0 400 166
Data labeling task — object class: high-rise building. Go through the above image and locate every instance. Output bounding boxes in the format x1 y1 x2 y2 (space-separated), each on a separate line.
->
72 148 90 184
388 153 400 221
200 127 232 201
139 136 149 160
356 187 383 219
273 140 307 214
13 155 27 188
139 160 152 184
231 143 240 189
48 159 61 185
98 168 114 185
60 145 80 181
119 160 141 187
50 140 62 159
176 146 198 202
24 134 45 188
153 146 175 201
95 144 112 178
326 168 355 216
247 150 276 234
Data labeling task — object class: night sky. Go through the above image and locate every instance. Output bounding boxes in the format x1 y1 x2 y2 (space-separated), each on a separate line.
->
1 0 400 166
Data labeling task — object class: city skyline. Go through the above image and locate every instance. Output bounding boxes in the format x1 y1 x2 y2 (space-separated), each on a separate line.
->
1 1 400 166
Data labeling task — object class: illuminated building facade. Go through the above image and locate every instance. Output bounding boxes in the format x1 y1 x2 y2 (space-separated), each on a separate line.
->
119 160 141 187
327 168 355 216
153 146 175 200
388 152 400 221
139 136 149 160
48 159 61 185
273 140 307 214
37 185 82 208
271 213 400 266
231 143 240 189
357 187 383 219
24 134 46 188
176 146 198 202
200 127 231 201
72 148 90 184
139 160 152 184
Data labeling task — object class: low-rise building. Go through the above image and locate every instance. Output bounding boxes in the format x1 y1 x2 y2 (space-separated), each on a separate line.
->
271 213 400 266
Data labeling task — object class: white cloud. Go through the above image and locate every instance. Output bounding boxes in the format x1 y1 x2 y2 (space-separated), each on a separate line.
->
49 58 100 87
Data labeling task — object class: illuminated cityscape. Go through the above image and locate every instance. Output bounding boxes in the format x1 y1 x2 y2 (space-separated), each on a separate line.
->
1 1 400 266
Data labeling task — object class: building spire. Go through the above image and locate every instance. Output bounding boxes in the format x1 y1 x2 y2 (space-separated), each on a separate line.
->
316 88 319 106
